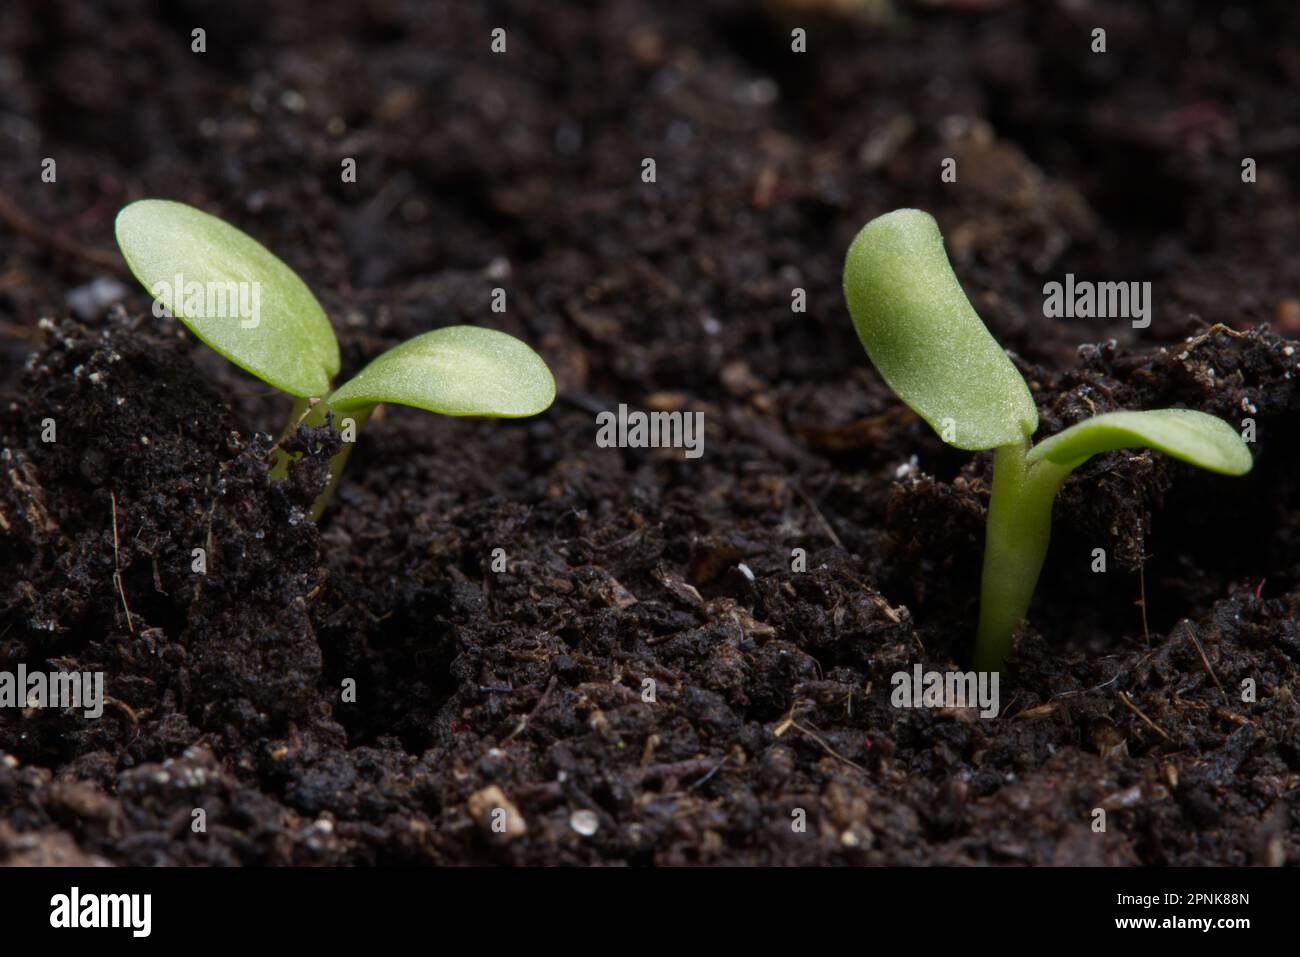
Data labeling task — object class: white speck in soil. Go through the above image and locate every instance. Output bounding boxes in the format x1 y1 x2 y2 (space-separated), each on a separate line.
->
736 78 778 105
570 810 599 837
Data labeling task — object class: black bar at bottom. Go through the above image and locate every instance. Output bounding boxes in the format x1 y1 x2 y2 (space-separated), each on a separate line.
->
0 865 1279 944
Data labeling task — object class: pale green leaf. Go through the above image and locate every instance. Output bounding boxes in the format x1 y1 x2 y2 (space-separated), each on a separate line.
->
115 199 340 397
1026 408 1253 475
843 209 1037 450
325 326 556 417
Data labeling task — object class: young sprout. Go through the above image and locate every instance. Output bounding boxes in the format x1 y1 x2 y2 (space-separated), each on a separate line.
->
115 199 555 518
843 209 1252 672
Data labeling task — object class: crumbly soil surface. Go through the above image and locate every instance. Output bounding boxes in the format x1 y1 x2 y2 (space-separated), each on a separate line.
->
1 0 1298 865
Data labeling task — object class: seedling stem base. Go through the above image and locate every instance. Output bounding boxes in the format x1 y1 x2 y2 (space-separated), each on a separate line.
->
975 442 1071 672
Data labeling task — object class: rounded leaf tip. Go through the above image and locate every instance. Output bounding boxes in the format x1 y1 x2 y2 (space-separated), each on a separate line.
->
325 325 556 418
115 199 339 397
843 208 1038 450
1027 408 1254 476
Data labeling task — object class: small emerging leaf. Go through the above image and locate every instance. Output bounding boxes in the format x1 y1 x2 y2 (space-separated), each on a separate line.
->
115 199 340 397
843 209 1037 450
1027 408 1253 475
325 325 556 417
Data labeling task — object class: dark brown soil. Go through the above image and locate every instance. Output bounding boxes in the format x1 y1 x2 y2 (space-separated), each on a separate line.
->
1 0 1298 866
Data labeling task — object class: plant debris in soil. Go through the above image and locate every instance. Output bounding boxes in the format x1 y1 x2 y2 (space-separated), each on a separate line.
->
1 0 1298 866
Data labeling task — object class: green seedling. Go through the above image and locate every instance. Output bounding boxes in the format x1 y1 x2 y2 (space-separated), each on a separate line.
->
115 199 555 518
843 209 1252 672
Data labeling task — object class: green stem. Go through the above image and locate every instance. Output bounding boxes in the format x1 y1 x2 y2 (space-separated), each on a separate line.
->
269 395 314 480
307 404 372 521
974 440 1072 672
267 397 374 520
